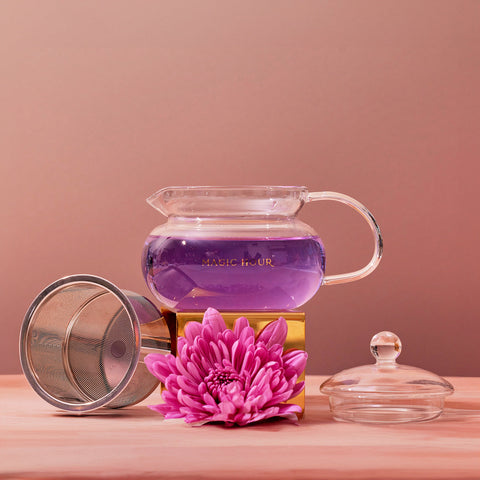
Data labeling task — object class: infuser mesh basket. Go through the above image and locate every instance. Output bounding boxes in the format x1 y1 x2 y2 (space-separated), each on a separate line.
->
20 275 169 412
24 283 136 405
65 291 136 402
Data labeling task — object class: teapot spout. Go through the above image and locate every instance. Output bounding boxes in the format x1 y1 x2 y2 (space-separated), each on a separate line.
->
146 188 169 216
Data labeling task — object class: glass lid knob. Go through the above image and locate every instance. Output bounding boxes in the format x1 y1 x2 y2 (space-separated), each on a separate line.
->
370 331 402 363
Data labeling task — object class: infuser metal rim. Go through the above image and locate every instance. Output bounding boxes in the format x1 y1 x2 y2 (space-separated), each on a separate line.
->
19 274 142 412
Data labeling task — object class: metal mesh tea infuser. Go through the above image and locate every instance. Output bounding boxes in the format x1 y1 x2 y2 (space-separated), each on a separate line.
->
20 274 171 413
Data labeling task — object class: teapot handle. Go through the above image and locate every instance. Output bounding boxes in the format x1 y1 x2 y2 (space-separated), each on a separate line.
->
307 191 383 285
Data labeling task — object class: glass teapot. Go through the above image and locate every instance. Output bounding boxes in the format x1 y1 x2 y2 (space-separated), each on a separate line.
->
141 186 382 311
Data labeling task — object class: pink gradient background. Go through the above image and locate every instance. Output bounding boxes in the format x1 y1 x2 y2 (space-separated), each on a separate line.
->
1 1 479 376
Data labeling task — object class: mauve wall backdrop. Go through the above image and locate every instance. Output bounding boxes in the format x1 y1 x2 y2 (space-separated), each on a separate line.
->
1 1 479 376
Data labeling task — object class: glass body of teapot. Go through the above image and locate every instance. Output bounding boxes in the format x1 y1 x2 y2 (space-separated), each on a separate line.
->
142 186 382 311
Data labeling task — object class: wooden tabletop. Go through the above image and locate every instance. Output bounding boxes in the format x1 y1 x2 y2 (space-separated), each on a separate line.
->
1 375 480 479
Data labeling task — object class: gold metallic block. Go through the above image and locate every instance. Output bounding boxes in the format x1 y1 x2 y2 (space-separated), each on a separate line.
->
163 310 306 416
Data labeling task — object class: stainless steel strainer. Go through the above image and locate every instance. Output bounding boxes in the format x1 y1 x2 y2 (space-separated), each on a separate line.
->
20 274 171 413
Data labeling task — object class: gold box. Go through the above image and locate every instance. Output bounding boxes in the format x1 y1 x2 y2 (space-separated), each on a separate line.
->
162 310 306 416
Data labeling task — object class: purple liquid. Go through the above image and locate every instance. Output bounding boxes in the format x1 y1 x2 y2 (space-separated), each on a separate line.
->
142 236 325 311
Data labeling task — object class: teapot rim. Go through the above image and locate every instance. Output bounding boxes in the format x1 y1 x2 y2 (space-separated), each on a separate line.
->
146 186 309 217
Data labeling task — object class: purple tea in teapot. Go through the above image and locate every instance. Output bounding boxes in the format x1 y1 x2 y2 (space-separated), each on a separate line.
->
142 235 325 311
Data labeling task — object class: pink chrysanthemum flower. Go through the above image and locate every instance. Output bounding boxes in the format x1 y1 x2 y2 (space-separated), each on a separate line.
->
144 308 307 426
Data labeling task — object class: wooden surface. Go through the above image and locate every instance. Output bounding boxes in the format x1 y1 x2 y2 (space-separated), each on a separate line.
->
1 375 480 480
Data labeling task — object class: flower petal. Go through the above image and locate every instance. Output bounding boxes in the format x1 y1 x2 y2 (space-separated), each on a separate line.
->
177 337 187 355
231 339 246 371
144 353 174 383
256 317 288 348
178 389 204 411
233 316 249 338
202 308 227 335
184 321 203 345
290 380 305 399
186 360 205 383
177 375 202 396
283 350 308 377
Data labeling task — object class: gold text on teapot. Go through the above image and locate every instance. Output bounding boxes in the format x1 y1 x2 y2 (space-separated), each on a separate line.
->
201 258 274 267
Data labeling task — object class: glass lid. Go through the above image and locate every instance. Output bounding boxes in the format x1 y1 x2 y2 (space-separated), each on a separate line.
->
320 331 454 423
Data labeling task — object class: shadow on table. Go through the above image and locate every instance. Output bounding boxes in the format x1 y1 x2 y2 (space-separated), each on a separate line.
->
301 394 332 424
51 394 334 427
438 401 480 422
53 405 159 419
